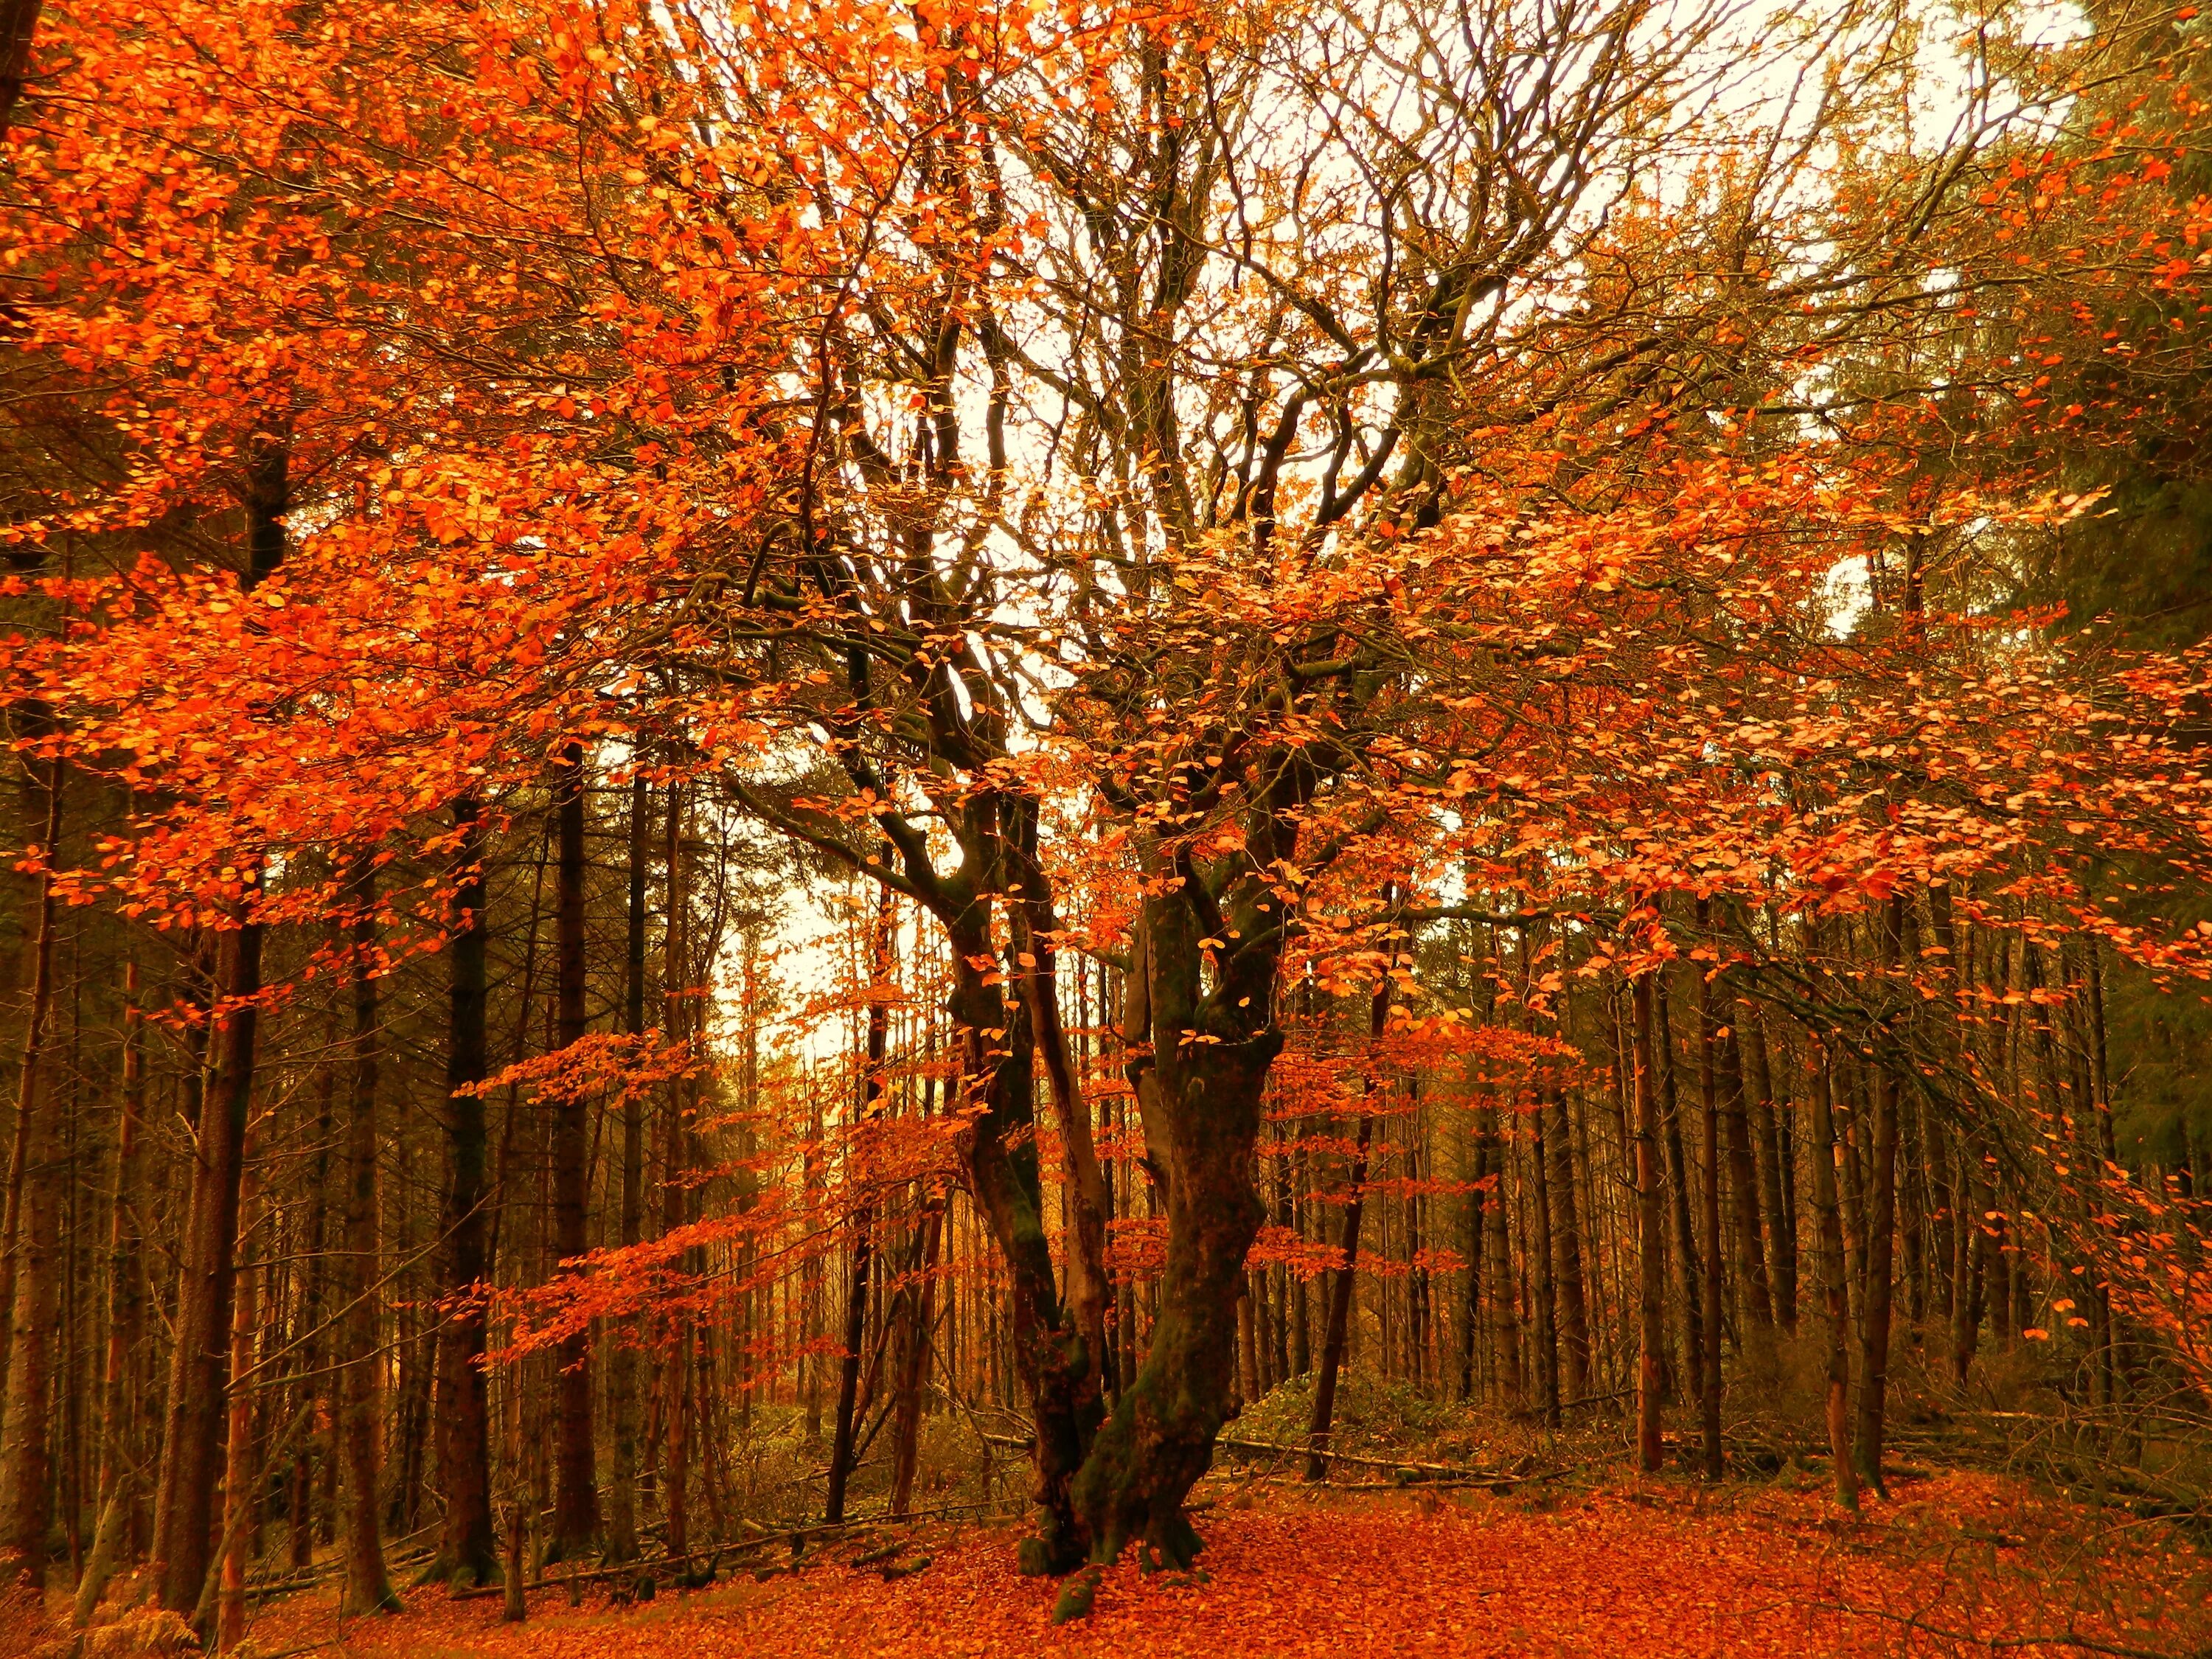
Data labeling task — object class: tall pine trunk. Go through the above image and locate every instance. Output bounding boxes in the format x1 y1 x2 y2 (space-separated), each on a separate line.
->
1631 975 1666 1472
1854 894 1905 1498
153 434 285 1621
605 775 650 1565
1 751 63 1582
73 961 147 1624
432 796 497 1589
1809 1048 1858 1512
546 740 597 1562
1694 911 1723 1481
337 856 398 1613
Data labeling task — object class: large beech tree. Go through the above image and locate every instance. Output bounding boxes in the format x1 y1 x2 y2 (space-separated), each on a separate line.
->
4 0 2211 1617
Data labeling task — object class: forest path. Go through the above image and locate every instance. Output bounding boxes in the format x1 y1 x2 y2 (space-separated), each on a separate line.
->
233 1471 2199 1658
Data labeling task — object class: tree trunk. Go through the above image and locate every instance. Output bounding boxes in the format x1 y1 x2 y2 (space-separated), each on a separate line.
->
153 434 285 1621
1631 975 1666 1472
1694 924 1724 1480
337 856 399 1613
1302 1027 1377 1477
826 886 892 1523
73 961 147 1625
1546 1089 1592 1405
215 1173 260 1654
1069 888 1282 1572
606 775 650 1565
1854 896 1905 1499
1741 1004 1795 1330
1655 990 1703 1432
1 752 63 1583
1809 1051 1858 1512
888 1188 945 1520
1528 1097 1561 1429
1719 1026 1774 1350
1483 1099 1520 1409
432 796 498 1590
1010 803 1112 1397
153 916 262 1620
660 781 691 1564
547 740 597 1562
951 917 1091 1574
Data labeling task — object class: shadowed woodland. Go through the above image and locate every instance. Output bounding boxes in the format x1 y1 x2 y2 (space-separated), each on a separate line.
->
3 0 2212 1651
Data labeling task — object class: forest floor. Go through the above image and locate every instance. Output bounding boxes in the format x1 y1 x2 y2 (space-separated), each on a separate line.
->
155 1469 2209 1658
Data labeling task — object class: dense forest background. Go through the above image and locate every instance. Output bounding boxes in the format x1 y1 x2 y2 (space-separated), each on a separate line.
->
1 0 2212 1646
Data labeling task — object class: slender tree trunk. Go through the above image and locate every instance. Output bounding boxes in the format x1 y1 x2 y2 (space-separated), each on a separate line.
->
1719 1026 1774 1350
1854 896 1905 1498
826 887 892 1523
606 776 650 1565
1810 1050 1858 1512
889 1185 945 1520
1 752 63 1583
73 961 147 1625
153 917 262 1621
1655 991 1703 1427
153 435 285 1622
290 1060 331 1576
547 741 597 1562
1529 1098 1560 1429
660 782 690 1565
1631 975 1666 1472
1303 1099 1374 1474
337 856 398 1613
214 1172 260 1655
1693 940 1723 1481
1483 1100 1521 1410
1010 804 1112 1396
1546 1089 1592 1405
1742 1004 1795 1330
432 797 497 1589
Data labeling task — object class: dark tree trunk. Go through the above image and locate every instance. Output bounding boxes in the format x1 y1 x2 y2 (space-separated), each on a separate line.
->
1483 1100 1520 1408
153 434 285 1621
1 752 63 1584
290 1063 330 1578
547 741 597 1562
1302 983 1380 1479
888 1186 945 1520
1854 896 1905 1498
1069 881 1282 1573
1741 1004 1795 1329
73 961 147 1625
338 857 399 1613
1719 1026 1774 1346
152 914 261 1619
1545 1089 1592 1405
660 782 691 1564
1655 990 1703 1433
1631 975 1665 1472
1809 1051 1858 1512
606 776 650 1565
432 797 497 1589
1694 921 1722 1481
1009 804 1112 1391
950 917 1090 1573
826 886 892 1523
1528 1099 1560 1428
